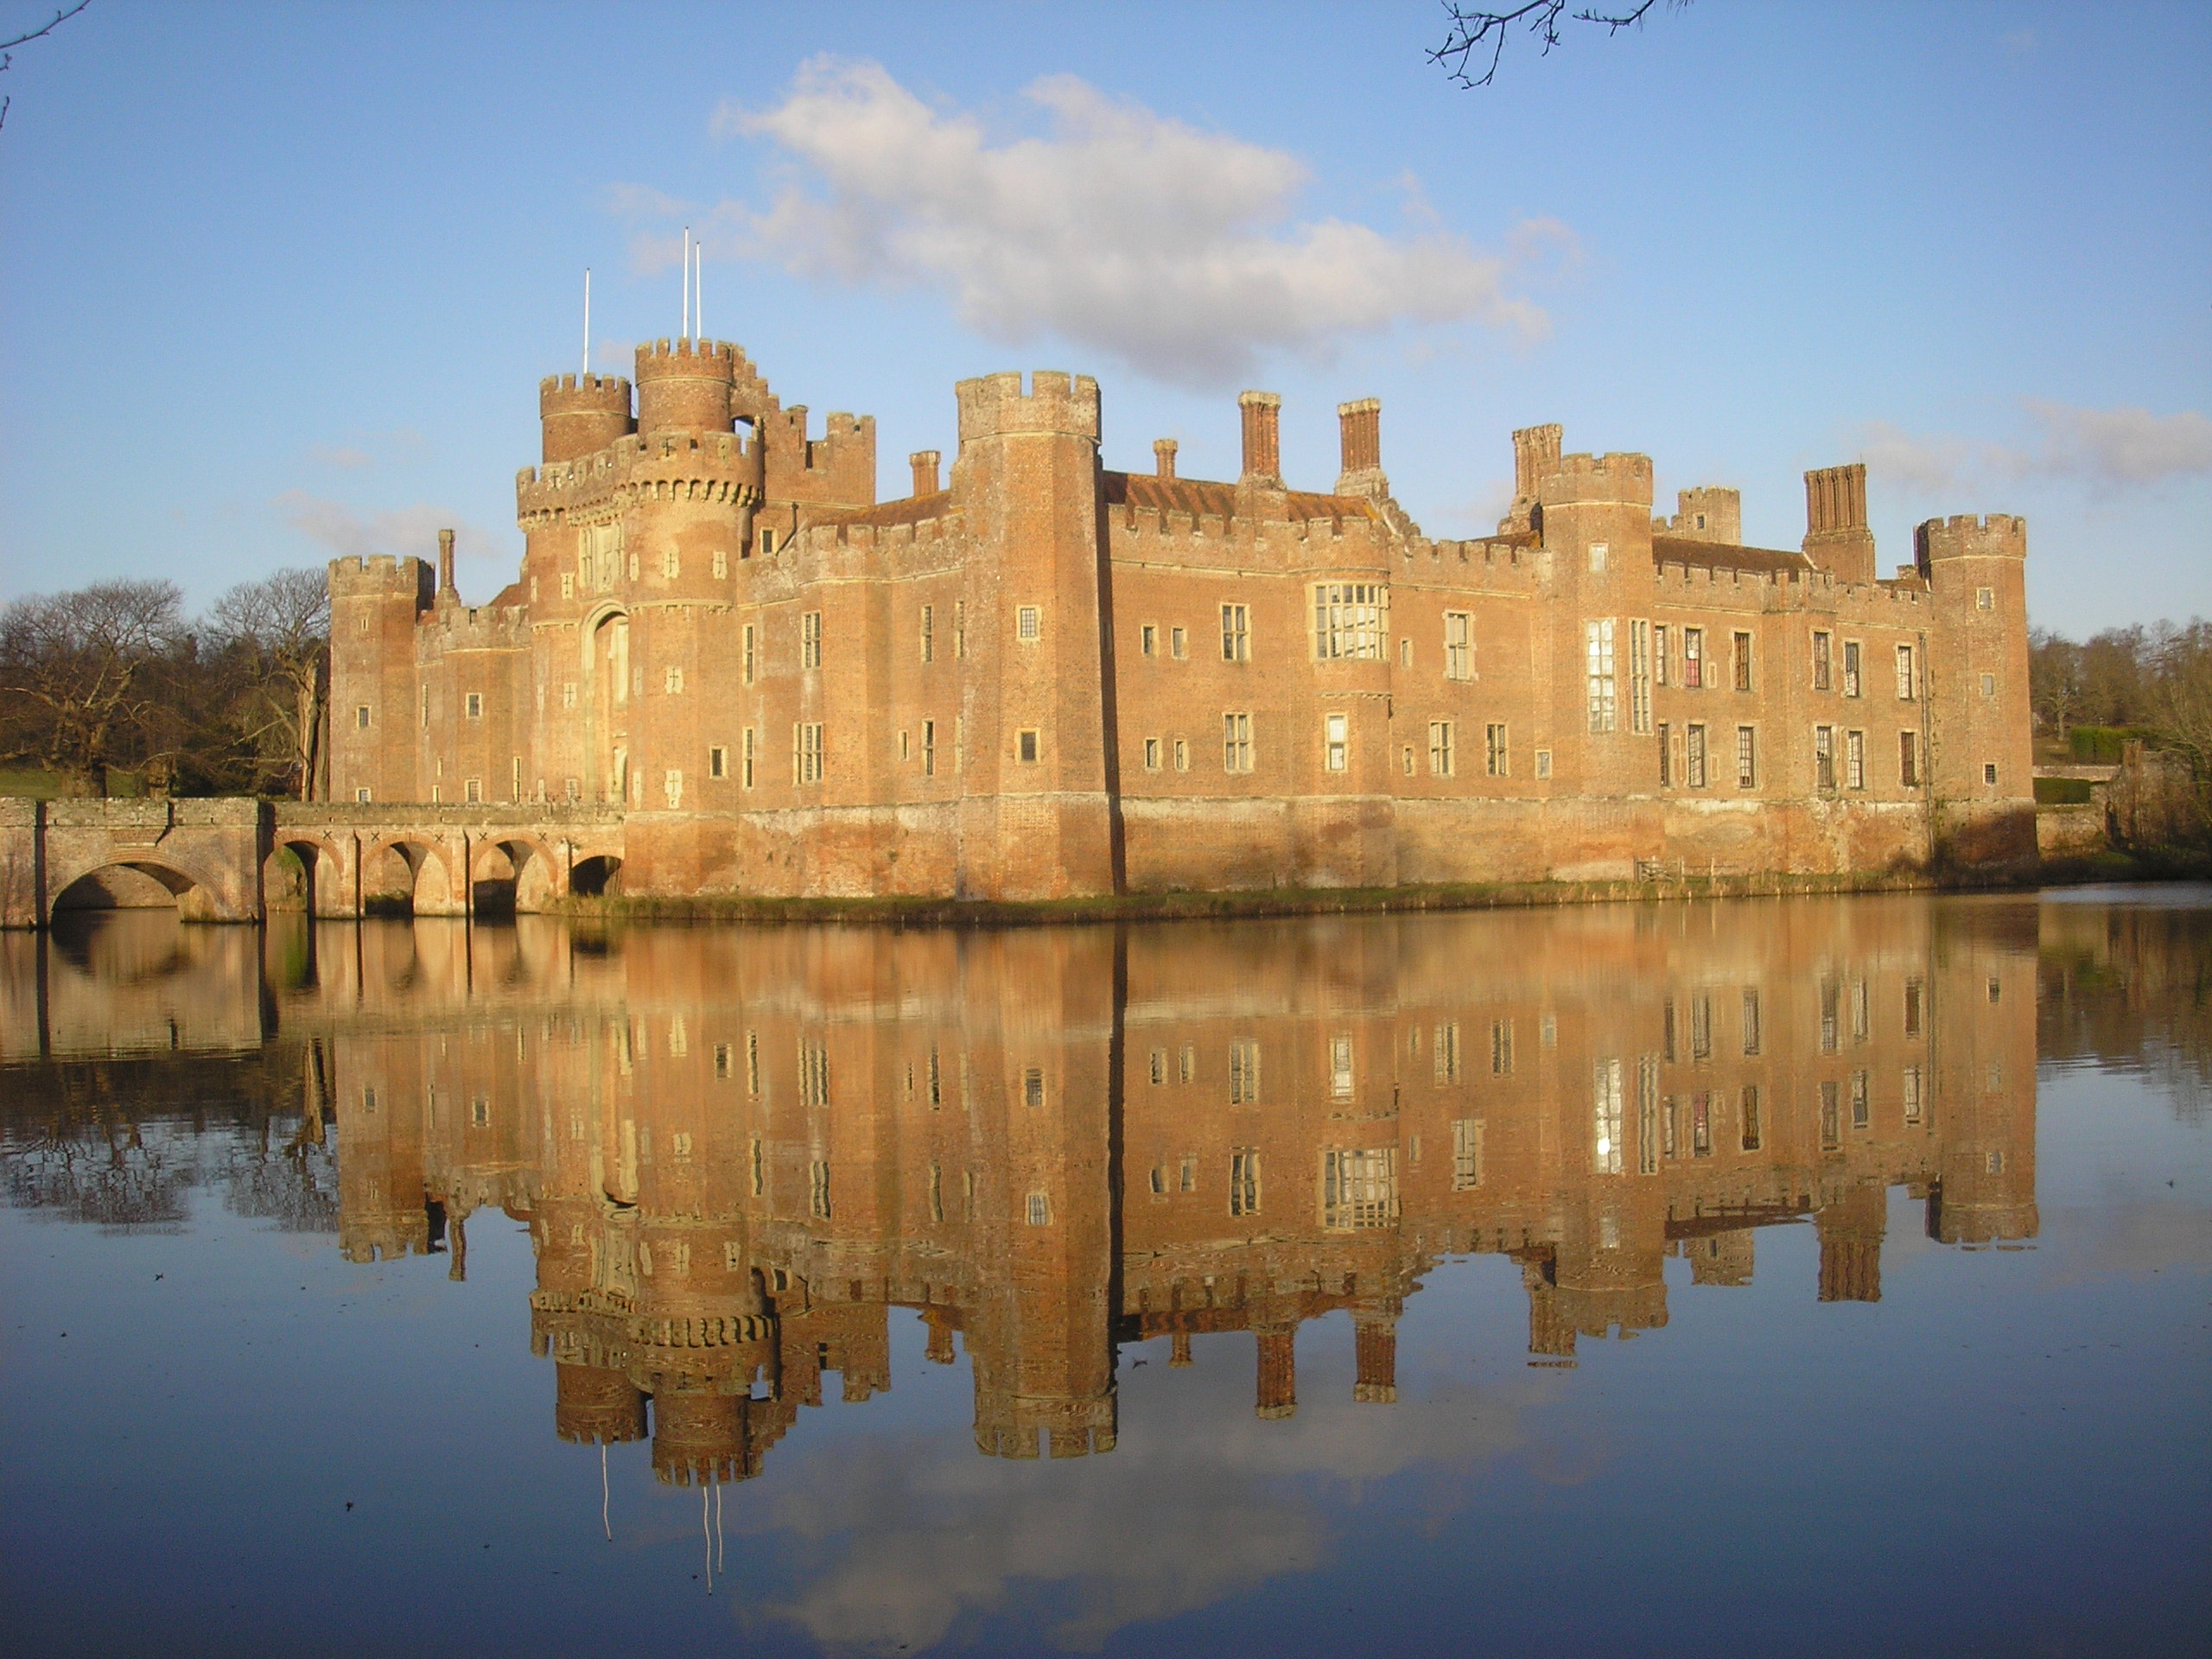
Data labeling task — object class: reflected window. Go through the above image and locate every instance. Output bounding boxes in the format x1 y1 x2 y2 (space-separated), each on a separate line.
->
1903 1065 1923 1124
1452 1118 1484 1191
1491 1020 1514 1076
1027 1192 1052 1227
1741 1086 1762 1152
1691 1091 1711 1158
1322 1147 1398 1230
1230 1150 1261 1217
1852 1071 1870 1129
810 1160 831 1220
1594 1058 1624 1174
1434 1021 1460 1084
1149 1048 1166 1086
1820 1081 1840 1148
1230 1040 1261 1105
1330 1035 1355 1101
1024 1067 1046 1109
1742 989 1762 1056
1904 979 1925 1038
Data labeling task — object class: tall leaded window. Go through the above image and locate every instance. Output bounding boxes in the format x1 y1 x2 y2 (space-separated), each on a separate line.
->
1815 724 1836 789
1630 619 1652 734
1221 603 1249 662
1312 582 1388 660
1224 712 1254 772
1895 644 1916 701
1444 611 1472 681
1586 619 1618 734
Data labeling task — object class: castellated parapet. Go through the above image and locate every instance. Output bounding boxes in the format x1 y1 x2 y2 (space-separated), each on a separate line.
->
326 340 2037 894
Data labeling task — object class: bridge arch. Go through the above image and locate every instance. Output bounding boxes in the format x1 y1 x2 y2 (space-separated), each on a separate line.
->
361 835 461 917
470 834 564 914
569 853 623 898
48 855 236 922
265 832 351 918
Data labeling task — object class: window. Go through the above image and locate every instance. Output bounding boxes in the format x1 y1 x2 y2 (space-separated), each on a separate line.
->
759 527 776 557
355 786 372 804
1180 1046 1196 1083
465 691 483 719
1224 712 1254 773
795 721 824 784
1732 632 1754 692
921 720 936 777
1331 1035 1355 1099
1687 723 1708 788
741 728 755 788
1851 1071 1871 1129
1846 728 1866 790
354 704 372 729
800 1040 830 1107
1630 618 1652 733
1017 605 1040 642
1313 582 1388 660
1984 761 1999 786
1741 1087 1762 1152
1977 586 1994 611
709 745 727 779
1853 980 1870 1042
1229 1150 1261 1217
1535 748 1553 779
1843 639 1862 697
1658 721 1672 785
1813 631 1833 691
1639 1059 1659 1174
1742 989 1762 1055
1895 644 1916 700
464 777 482 804
712 549 727 579
810 1160 831 1219
1402 745 1415 777
1141 623 1157 658
1586 619 1617 733
1324 712 1349 772
1736 726 1757 789
1429 720 1455 776
1899 730 1921 788
1445 611 1472 680
1149 1049 1166 1086
919 604 934 663
1904 977 1924 1037
1322 1147 1399 1230
1592 1058 1624 1175
1400 636 1413 667
1434 1021 1461 1083
1815 725 1836 789
1143 736 1160 771
1170 626 1186 658
1588 541 1610 574
1654 624 1670 686
1980 672 1996 698
664 664 683 694
1692 1091 1712 1157
955 600 967 659
1691 996 1713 1062
1902 1065 1923 1122
1491 1020 1514 1075
1027 1192 1051 1227
1485 722 1510 777
801 610 823 669
1230 1040 1260 1104
1452 1118 1484 1190
741 624 755 685
1684 627 1705 688
1173 737 1188 771
1023 1067 1046 1109
1221 603 1249 661
1017 728 1040 763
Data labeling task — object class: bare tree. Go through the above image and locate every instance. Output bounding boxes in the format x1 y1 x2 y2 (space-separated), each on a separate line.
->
0 0 92 131
211 567 331 800
2029 627 2085 741
2147 620 2212 829
0 578 184 792
1431 0 1680 90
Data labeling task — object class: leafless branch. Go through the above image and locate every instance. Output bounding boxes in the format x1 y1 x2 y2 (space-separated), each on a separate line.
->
0 0 92 131
1429 0 1672 90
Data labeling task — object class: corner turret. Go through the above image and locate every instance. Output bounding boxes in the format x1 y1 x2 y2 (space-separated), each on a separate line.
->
539 372 634 464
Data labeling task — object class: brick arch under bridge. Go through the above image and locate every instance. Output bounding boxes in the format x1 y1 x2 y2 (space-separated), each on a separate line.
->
0 799 624 926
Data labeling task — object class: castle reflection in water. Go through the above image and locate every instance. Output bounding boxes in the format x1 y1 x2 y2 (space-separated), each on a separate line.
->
2 899 2039 1487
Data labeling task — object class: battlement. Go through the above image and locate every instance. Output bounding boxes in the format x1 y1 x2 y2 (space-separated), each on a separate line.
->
539 372 632 410
327 554 434 607
1537 451 1655 508
955 371 1102 442
636 338 740 436
1916 513 2027 563
1663 486 1741 543
634 337 742 376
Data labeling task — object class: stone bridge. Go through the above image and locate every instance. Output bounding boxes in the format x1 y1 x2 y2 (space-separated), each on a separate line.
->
0 798 626 927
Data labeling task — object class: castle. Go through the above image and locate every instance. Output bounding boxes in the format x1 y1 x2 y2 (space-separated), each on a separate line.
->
326 340 2035 901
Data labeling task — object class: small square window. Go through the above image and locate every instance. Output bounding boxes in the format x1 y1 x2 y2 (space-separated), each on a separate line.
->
1984 762 1999 785
1018 729 1039 763
1977 587 1993 610
1980 673 1996 697
1017 606 1040 641
1588 542 1609 573
354 704 371 729
464 777 482 804
355 786 372 804
465 692 483 719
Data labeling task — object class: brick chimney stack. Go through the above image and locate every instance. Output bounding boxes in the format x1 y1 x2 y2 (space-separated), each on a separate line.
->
436 528 456 595
1154 437 1178 481
1238 391 1281 487
910 448 942 496
1335 397 1386 497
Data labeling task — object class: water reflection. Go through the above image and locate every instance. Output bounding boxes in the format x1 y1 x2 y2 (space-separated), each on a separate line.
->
2 898 2056 1493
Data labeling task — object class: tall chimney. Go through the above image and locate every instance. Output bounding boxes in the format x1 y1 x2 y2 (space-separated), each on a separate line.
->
1336 397 1385 496
1154 437 1178 481
437 528 456 594
910 448 941 496
1802 461 1876 585
1238 391 1281 487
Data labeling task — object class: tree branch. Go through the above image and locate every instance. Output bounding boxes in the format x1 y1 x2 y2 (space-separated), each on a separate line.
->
0 0 92 131
1429 0 1669 90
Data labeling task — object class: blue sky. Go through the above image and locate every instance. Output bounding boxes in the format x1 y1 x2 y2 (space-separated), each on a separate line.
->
1 0 2205 633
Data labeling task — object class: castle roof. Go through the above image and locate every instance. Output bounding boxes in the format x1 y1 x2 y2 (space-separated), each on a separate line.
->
1103 471 1376 526
810 490 954 530
1649 534 1814 577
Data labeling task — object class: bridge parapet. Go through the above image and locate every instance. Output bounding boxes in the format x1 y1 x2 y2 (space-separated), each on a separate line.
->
1 798 270 927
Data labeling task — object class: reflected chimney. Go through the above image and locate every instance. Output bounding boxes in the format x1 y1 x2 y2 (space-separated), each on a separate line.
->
1353 1315 1398 1404
1255 1326 1296 1420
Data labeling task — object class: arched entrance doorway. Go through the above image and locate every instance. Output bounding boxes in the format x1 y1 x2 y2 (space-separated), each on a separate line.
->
588 609 632 807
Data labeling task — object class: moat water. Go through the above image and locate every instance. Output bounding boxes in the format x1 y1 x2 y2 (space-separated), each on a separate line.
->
2 892 2207 1657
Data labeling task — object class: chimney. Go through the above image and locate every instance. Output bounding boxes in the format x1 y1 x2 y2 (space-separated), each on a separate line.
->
910 448 941 496
1154 437 1178 481
1802 461 1876 585
1238 391 1281 486
1336 397 1385 496
1512 423 1564 500
436 528 456 594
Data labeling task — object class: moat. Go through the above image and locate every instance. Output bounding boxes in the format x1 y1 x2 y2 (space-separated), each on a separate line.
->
3 892 2206 1656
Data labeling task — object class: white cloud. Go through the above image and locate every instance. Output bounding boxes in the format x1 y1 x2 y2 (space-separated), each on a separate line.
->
275 493 498 564
1854 402 2212 498
309 444 374 470
697 59 1554 385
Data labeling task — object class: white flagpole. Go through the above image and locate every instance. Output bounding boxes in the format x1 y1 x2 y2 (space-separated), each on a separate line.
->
694 242 702 344
682 226 691 340
582 268 591 379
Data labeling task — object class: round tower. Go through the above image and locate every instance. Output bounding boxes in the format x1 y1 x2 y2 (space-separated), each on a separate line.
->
636 338 736 436
652 1390 747 1484
539 373 633 464
553 1362 648 1445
